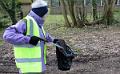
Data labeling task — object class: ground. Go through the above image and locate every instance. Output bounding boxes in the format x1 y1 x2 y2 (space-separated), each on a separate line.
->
1 25 120 74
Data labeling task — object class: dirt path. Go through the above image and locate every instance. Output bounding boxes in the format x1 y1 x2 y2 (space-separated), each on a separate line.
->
1 26 120 74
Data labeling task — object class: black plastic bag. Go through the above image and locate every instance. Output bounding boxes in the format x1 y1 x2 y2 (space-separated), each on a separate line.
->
55 39 75 71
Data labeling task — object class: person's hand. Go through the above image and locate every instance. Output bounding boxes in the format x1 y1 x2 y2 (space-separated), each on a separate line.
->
29 36 40 46
53 39 59 43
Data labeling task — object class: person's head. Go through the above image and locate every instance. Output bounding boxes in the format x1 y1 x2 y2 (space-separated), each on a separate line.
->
31 0 48 20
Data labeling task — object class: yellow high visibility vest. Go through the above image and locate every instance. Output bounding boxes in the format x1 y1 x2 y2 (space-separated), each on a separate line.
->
13 16 47 73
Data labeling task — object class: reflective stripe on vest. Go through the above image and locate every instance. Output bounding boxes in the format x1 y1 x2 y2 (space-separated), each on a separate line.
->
13 16 47 73
27 15 47 65
16 58 41 63
28 16 47 64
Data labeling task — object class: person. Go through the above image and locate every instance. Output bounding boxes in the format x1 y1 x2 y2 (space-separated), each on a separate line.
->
3 0 57 74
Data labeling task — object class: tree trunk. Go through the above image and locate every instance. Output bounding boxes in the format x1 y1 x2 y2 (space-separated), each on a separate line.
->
81 0 86 22
103 0 115 25
11 0 17 24
60 0 71 27
8 12 17 25
101 0 103 6
67 0 78 27
76 0 87 27
92 0 98 21
73 0 87 27
117 0 120 5
84 0 86 6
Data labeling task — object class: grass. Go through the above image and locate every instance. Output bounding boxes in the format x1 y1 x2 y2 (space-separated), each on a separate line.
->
44 14 84 38
45 15 65 25
114 12 120 22
0 28 4 46
44 14 65 33
0 40 4 46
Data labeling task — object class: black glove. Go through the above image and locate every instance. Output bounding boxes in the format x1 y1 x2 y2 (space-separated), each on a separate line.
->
53 39 59 43
29 36 40 46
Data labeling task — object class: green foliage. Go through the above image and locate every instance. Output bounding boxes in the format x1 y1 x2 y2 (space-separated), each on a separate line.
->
114 8 120 24
0 16 10 28
0 0 21 24
0 0 17 11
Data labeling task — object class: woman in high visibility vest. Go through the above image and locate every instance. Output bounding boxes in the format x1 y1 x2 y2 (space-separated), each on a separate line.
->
3 0 57 74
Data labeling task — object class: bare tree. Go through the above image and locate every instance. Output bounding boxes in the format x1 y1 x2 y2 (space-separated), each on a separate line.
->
101 0 103 6
92 0 98 20
66 0 78 27
117 0 120 5
103 0 116 25
59 0 116 27
0 0 17 24
60 0 71 27
84 0 86 6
